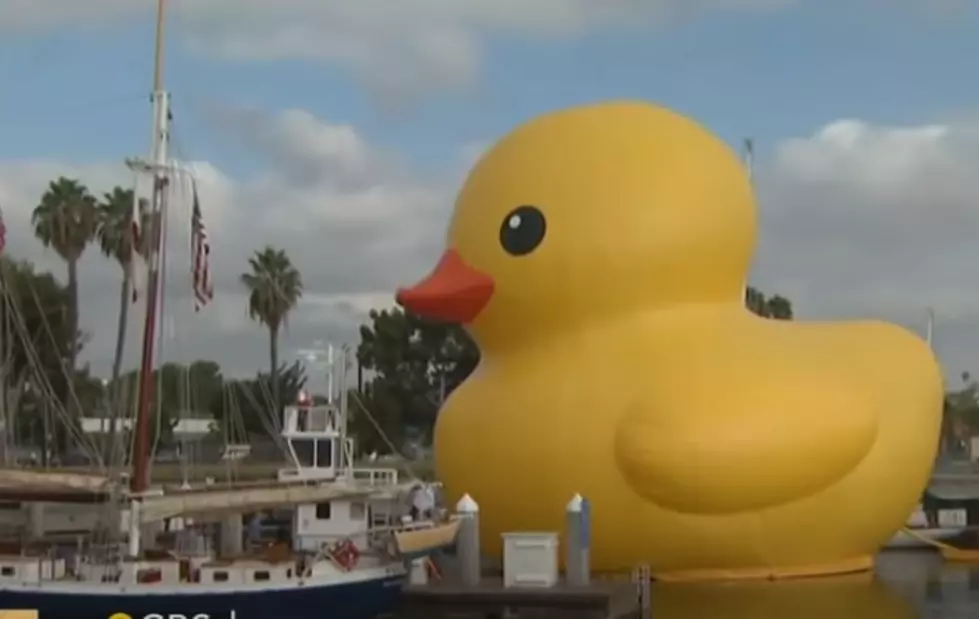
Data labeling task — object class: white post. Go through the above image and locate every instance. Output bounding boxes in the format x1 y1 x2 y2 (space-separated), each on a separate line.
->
128 500 142 558
327 343 335 404
409 558 429 585
456 494 480 586
565 493 590 586
632 564 651 614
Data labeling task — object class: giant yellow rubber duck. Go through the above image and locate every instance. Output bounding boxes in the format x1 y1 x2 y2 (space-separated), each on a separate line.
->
396 101 943 580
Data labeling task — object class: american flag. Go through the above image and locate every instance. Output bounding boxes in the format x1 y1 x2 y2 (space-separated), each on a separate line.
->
190 180 213 311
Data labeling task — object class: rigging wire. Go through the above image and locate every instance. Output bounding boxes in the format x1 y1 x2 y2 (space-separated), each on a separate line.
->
0 268 103 470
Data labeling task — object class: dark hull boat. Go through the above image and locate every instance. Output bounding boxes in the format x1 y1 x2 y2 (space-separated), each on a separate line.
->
0 567 405 619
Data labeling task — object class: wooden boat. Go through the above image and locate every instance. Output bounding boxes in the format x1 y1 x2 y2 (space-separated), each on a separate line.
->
899 527 979 563
886 526 965 548
393 519 460 560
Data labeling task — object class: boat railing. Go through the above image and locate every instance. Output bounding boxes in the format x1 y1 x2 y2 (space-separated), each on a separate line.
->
347 467 399 486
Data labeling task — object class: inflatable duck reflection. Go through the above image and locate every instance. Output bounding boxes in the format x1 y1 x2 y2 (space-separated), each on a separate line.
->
651 574 917 619
396 101 943 579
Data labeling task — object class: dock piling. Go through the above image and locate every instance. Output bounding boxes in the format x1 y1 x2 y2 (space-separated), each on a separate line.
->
632 563 652 616
456 493 481 586
218 514 243 556
565 493 591 586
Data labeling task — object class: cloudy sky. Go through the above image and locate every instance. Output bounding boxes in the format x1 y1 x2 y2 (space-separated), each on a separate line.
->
0 0 977 385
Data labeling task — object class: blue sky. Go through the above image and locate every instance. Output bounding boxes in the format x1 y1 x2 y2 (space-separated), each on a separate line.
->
3 1 979 377
1 1 976 177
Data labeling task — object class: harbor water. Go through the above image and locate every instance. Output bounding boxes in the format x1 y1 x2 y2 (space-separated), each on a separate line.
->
388 550 979 618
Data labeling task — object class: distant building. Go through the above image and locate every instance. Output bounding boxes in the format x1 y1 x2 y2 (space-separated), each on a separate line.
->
78 416 213 440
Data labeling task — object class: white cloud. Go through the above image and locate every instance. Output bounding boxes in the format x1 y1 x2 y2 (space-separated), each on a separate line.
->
0 0 790 98
4 106 979 384
0 108 452 381
751 115 979 377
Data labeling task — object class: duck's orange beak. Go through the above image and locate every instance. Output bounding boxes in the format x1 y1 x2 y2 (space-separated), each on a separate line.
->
396 249 495 324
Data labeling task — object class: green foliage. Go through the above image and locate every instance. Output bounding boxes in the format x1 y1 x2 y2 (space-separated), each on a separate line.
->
746 286 794 319
0 256 86 460
943 372 979 456
240 246 304 332
95 187 141 267
210 361 308 439
353 307 479 453
31 177 99 371
31 178 98 264
240 245 304 416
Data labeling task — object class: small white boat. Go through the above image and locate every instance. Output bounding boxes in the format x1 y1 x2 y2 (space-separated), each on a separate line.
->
886 527 965 548
394 519 461 560
884 503 967 549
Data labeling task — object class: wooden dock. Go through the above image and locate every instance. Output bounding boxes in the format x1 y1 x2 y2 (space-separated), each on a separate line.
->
400 577 639 618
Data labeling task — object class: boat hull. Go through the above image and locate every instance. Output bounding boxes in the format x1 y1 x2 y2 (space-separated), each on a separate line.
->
0 573 405 619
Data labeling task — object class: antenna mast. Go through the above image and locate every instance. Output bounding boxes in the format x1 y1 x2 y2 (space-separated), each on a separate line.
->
742 137 754 306
125 0 170 555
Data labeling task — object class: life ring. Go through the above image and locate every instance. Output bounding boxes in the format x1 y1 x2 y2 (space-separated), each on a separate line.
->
330 539 360 571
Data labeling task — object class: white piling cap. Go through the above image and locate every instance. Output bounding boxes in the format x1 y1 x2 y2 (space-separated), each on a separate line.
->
456 493 479 513
566 493 584 512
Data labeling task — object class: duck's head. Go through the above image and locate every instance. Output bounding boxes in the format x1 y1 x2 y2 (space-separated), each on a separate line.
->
397 101 756 350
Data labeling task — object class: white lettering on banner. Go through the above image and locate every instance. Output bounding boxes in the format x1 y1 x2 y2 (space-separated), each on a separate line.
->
119 612 236 619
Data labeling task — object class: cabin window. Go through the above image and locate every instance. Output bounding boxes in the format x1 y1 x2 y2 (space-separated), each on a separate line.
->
287 568 293 578
315 440 333 468
349 502 365 520
316 502 332 520
0 566 14 577
293 440 315 467
213 571 229 582
253 570 270 581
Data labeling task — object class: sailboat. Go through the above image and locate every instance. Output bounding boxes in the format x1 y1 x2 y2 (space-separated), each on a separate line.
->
0 2 456 617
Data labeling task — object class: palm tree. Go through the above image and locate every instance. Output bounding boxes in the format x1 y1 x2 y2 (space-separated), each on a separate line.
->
31 177 98 372
241 246 303 417
96 187 144 447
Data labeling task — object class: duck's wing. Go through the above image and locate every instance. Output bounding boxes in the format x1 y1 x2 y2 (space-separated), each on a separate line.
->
613 378 877 515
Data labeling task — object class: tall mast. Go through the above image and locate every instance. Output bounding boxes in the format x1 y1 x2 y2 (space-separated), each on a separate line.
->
742 137 754 306
129 0 169 497
926 307 935 349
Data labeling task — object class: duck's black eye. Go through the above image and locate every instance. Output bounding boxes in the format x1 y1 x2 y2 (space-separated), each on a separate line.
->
499 205 546 256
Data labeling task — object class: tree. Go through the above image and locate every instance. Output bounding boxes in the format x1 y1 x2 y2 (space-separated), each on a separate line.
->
95 186 144 446
0 256 83 461
746 286 794 319
108 360 225 454
354 308 479 452
943 372 979 456
211 361 307 438
240 246 303 419
31 177 98 371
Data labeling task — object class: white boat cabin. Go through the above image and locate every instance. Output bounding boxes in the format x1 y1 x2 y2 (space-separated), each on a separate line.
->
199 558 293 585
278 395 404 553
0 555 67 583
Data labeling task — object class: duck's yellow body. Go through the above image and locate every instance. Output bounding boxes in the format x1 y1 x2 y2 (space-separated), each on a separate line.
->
397 101 943 579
